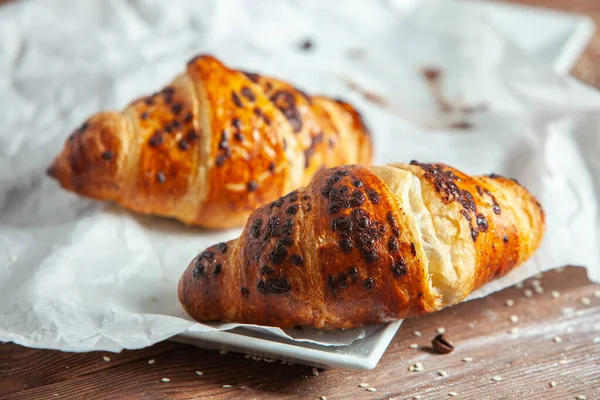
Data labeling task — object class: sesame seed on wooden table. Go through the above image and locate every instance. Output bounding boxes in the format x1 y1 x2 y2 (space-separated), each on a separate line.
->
534 286 544 294
580 296 591 306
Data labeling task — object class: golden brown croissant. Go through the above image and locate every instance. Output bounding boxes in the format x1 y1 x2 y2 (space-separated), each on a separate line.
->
178 162 545 329
47 55 372 228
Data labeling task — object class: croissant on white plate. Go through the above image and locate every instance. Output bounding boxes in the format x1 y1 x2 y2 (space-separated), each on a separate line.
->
179 162 545 329
47 55 372 228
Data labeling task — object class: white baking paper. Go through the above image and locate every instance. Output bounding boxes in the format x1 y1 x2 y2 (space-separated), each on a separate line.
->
0 0 599 353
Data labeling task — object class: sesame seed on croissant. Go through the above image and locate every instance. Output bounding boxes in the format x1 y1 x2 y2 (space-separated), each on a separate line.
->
178 162 545 329
47 55 372 228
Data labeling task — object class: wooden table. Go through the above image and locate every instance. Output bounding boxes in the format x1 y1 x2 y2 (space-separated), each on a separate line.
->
2 1 600 399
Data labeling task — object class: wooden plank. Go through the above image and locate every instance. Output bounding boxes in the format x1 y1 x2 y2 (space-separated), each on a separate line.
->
2 267 599 399
0 341 182 397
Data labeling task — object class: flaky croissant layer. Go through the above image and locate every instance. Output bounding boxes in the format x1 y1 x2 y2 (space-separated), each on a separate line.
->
179 162 545 329
47 55 372 228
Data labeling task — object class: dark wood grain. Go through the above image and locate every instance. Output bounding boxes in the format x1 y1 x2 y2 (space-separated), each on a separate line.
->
2 267 599 399
2 0 600 399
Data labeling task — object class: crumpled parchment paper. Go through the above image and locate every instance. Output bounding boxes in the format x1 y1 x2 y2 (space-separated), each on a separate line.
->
0 0 598 352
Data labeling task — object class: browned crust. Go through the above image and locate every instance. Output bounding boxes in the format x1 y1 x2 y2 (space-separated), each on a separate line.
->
47 112 126 200
47 55 372 228
178 163 544 329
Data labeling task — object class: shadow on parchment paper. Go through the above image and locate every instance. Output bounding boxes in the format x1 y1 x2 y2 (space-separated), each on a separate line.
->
103 202 225 236
0 175 100 229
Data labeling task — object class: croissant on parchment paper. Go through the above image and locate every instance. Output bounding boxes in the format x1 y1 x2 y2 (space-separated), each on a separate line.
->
47 55 372 228
178 162 545 329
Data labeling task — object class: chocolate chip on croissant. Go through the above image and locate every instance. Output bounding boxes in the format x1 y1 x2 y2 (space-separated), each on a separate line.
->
47 55 372 228
178 162 545 329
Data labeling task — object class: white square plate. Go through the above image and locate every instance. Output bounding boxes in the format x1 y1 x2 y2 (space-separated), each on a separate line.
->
175 321 402 371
